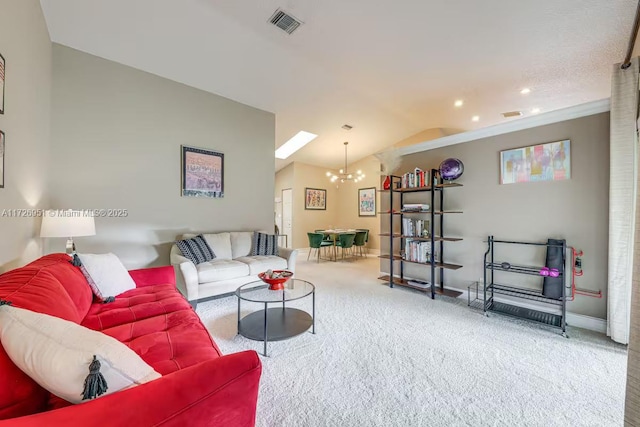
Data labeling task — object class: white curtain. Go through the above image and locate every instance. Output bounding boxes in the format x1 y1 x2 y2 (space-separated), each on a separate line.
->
608 57 639 344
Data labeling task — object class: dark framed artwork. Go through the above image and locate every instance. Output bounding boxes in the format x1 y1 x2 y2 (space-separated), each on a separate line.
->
358 187 376 217
181 145 224 198
305 188 326 210
0 131 4 188
0 53 5 114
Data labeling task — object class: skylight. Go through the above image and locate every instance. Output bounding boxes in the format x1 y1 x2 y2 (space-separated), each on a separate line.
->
275 131 317 159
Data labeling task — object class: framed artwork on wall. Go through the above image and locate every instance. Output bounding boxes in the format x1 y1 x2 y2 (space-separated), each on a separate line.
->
305 188 326 210
0 53 5 114
0 130 4 188
500 139 571 185
181 145 224 198
358 187 376 217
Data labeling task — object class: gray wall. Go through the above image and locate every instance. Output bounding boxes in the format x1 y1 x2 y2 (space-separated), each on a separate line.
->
49 45 275 269
381 113 609 319
0 0 52 272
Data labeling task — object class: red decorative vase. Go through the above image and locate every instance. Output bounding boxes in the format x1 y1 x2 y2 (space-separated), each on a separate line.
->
383 175 391 190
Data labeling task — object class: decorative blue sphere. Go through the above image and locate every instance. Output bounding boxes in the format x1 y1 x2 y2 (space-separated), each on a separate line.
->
439 158 464 181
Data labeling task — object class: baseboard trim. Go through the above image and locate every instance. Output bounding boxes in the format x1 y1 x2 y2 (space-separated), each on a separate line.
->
379 272 607 333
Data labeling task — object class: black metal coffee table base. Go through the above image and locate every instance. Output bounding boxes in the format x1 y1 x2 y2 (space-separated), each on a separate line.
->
239 307 312 341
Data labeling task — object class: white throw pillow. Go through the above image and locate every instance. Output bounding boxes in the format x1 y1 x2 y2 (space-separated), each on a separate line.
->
78 253 136 298
0 303 161 404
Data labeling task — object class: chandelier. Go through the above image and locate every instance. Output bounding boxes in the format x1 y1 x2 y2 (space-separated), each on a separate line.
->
326 142 365 183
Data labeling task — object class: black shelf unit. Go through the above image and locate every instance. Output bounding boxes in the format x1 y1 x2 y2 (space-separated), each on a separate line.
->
483 236 568 336
378 170 463 299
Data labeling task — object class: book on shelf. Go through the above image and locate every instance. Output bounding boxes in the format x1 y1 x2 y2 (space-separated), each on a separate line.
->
401 169 429 189
407 279 431 288
402 218 430 237
403 238 439 263
403 239 432 263
401 203 429 212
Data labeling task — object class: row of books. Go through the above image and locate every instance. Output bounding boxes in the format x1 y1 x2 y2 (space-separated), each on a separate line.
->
403 239 438 264
401 168 433 189
402 218 430 237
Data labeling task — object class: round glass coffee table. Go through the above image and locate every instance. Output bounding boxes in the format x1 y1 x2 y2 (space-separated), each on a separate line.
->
236 279 315 357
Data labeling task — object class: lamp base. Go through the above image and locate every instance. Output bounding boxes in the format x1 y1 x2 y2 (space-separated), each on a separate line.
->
65 238 76 255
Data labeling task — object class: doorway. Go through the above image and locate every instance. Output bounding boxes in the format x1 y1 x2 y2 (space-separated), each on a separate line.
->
282 188 292 248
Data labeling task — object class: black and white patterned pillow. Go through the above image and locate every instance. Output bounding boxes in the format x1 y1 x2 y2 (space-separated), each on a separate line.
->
251 232 279 256
176 235 216 265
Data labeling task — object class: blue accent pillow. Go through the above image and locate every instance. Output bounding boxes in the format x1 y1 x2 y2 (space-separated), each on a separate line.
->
176 235 216 265
251 232 279 256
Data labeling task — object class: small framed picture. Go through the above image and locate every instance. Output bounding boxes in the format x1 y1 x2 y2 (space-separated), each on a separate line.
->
0 130 4 188
358 187 376 217
305 188 326 210
181 145 224 198
0 53 5 114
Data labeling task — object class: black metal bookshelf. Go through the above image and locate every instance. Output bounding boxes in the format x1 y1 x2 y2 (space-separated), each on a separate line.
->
378 169 463 299
483 236 568 336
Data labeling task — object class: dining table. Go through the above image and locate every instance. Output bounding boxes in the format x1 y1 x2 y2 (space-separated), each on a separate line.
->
316 229 357 261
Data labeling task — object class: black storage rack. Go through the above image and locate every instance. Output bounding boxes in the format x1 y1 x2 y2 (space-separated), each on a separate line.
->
483 236 568 337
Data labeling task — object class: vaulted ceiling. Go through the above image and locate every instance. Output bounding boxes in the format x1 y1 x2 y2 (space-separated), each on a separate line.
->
40 0 635 170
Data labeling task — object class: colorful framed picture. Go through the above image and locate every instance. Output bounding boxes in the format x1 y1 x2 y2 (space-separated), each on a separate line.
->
500 140 570 185
358 187 376 217
0 53 5 114
305 188 326 210
181 145 224 198
0 131 4 188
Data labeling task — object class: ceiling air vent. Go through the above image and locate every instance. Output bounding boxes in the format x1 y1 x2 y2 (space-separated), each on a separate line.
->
502 111 523 118
342 124 353 130
269 9 303 35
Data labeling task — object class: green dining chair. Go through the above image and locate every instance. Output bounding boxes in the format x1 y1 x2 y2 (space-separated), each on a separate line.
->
335 233 356 260
307 232 333 263
356 229 370 254
354 231 368 258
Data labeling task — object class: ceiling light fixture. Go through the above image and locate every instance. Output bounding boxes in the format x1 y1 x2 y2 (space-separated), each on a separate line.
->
327 142 365 183
531 107 541 114
275 131 317 159
472 116 480 122
454 100 464 107
520 88 531 95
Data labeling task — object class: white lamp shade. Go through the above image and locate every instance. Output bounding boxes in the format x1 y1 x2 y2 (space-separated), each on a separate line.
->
40 211 96 238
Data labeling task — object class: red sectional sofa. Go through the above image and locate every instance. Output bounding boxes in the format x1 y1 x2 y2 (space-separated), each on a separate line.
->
0 254 261 426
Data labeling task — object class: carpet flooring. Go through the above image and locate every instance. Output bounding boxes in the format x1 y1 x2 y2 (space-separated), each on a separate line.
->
197 254 627 427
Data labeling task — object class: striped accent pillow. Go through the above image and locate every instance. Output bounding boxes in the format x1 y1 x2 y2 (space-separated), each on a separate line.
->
176 235 216 265
251 232 279 256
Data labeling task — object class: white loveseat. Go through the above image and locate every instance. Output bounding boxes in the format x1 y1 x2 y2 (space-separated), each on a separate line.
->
170 231 298 307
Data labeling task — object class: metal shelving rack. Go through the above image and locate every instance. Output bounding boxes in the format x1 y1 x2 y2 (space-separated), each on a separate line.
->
483 236 568 336
378 169 463 299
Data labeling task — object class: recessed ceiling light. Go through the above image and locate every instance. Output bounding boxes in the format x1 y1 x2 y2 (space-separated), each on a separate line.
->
520 88 531 95
275 131 318 159
454 100 464 107
531 108 541 114
472 116 480 122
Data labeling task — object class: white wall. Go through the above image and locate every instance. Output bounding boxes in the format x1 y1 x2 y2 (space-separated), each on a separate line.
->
49 45 275 268
0 0 52 272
